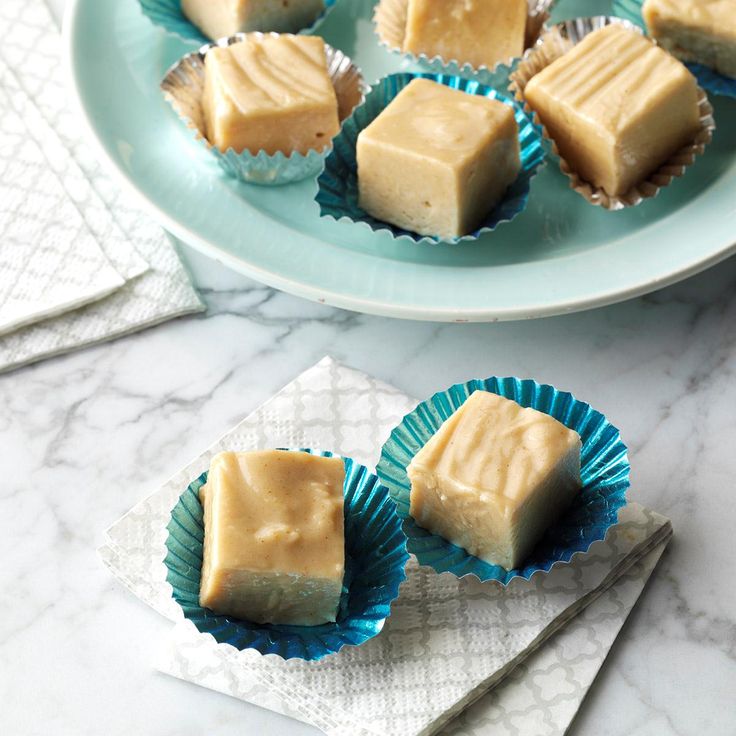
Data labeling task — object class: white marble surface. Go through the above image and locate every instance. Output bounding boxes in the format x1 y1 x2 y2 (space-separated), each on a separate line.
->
2 2 734 734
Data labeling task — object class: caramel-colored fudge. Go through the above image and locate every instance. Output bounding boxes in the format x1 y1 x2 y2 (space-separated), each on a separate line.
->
182 0 325 40
408 391 582 570
403 0 527 70
357 79 520 239
202 34 340 155
524 24 700 197
643 0 736 78
199 450 345 626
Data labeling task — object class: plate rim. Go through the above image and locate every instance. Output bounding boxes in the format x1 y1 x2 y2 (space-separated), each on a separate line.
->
63 0 736 323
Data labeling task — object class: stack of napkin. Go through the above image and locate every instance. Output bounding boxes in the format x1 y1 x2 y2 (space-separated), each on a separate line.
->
0 0 203 373
100 357 673 736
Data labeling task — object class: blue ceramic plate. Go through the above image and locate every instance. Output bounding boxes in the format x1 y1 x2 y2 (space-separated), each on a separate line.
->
376 378 630 584
316 73 545 244
138 0 337 45
612 0 736 98
165 449 409 660
65 0 736 321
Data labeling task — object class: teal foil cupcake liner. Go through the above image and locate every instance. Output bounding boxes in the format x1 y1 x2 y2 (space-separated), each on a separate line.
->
164 449 409 661
377 378 630 585
613 0 736 98
139 0 337 45
373 0 556 88
315 72 545 244
161 34 365 186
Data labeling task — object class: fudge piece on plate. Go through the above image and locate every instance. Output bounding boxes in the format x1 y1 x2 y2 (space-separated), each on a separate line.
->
524 24 701 197
182 0 325 40
202 34 340 155
357 78 520 239
643 0 736 78
403 0 528 70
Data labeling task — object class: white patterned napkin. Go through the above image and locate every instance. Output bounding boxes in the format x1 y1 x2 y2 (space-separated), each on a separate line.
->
0 59 128 335
0 0 203 372
98 357 672 736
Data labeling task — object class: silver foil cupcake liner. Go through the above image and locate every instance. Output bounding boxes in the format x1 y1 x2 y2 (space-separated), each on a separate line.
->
509 16 716 210
160 33 366 186
374 0 556 87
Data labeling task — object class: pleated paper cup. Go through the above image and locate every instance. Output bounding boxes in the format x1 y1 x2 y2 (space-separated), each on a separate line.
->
374 0 556 86
509 16 716 210
377 378 630 585
315 72 545 244
164 449 409 661
139 0 338 45
613 0 736 98
160 33 366 186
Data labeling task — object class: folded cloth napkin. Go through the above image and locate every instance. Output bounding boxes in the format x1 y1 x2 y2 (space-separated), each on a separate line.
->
0 0 203 373
99 357 673 736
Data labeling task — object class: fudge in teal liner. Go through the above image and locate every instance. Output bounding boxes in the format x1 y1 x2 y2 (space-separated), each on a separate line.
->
139 0 337 45
613 0 736 98
315 73 545 244
377 377 630 585
164 449 409 661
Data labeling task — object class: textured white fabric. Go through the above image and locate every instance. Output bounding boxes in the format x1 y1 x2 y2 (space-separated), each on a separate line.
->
0 0 203 372
99 357 672 736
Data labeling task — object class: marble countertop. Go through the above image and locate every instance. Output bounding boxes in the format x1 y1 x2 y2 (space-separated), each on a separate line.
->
3 2 734 734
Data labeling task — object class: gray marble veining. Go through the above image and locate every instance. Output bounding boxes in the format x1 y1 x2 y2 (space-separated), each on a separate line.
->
3 238 734 735
2 2 734 734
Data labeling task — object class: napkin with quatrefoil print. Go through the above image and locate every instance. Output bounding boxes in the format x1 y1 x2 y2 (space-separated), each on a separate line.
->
98 357 673 736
